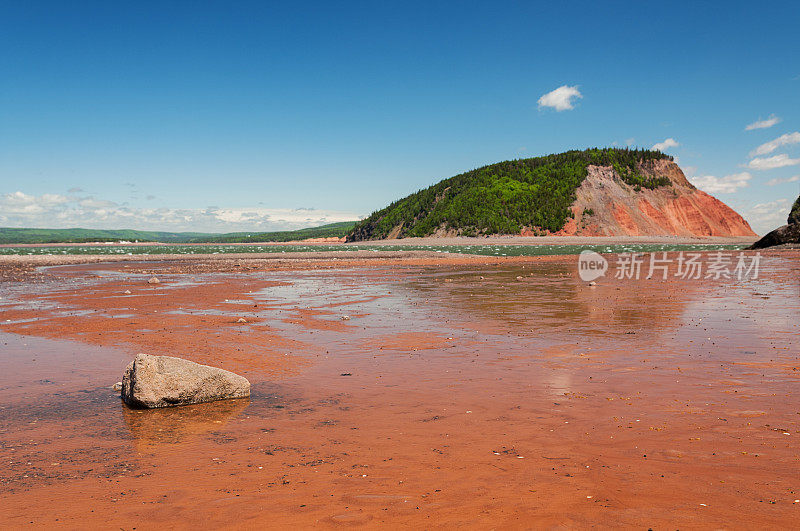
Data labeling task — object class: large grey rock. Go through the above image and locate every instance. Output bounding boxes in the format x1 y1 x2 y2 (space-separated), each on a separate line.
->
121 353 250 408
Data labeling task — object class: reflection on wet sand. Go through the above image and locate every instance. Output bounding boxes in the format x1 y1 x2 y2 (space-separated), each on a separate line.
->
403 261 701 340
123 398 250 451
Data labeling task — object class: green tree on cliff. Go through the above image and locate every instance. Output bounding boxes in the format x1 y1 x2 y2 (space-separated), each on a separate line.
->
789 194 800 225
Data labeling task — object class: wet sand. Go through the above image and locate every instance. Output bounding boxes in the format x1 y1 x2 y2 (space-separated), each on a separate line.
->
1 251 798 528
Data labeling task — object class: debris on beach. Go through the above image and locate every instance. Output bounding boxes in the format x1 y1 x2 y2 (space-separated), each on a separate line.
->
147 277 160 284
121 353 250 408
236 317 248 323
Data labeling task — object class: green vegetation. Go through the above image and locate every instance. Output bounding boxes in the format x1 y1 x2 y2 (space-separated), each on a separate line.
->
789 194 800 225
0 228 202 244
187 221 356 243
348 148 673 240
0 222 356 245
612 163 671 190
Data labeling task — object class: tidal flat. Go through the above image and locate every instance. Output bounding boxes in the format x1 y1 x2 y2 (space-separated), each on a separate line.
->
0 250 798 528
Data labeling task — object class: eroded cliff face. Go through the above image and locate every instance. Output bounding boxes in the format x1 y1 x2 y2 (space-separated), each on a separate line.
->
553 160 756 237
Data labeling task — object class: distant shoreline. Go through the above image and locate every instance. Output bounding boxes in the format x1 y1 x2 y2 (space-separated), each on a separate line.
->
0 234 758 249
344 235 759 246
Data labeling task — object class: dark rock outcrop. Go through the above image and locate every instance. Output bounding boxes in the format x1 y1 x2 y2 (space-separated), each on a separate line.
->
749 195 800 249
750 224 800 249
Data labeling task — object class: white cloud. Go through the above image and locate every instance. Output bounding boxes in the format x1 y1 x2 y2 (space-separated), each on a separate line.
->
690 172 752 194
651 138 679 151
537 85 582 111
744 198 790 234
747 154 800 170
0 191 69 215
745 114 781 131
0 191 361 232
749 132 800 157
766 174 800 186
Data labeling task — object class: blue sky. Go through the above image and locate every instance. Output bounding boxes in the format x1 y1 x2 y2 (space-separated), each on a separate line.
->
1 1 798 234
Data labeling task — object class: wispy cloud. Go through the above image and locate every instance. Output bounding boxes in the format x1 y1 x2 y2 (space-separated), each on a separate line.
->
745 114 781 131
749 131 800 157
690 172 751 194
537 85 582 111
766 174 800 186
747 154 800 170
0 191 361 232
744 198 790 234
651 138 679 151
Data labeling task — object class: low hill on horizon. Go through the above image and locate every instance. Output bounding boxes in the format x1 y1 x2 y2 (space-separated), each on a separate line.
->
347 148 756 241
0 221 357 245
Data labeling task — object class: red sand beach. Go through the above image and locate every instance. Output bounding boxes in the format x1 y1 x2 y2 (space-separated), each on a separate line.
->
1 251 798 528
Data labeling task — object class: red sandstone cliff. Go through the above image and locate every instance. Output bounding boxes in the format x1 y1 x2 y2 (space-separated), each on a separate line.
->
549 160 756 237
